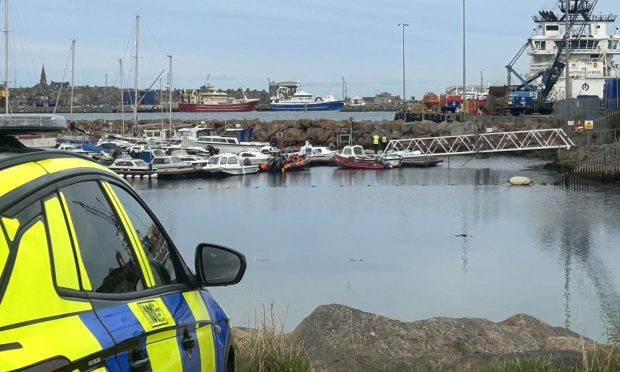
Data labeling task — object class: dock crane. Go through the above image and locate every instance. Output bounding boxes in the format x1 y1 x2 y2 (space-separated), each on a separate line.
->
503 0 598 115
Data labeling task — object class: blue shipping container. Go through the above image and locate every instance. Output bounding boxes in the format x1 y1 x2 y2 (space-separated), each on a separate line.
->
123 90 156 105
604 78 620 112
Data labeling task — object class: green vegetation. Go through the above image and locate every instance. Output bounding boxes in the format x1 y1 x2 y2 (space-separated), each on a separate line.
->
234 306 311 372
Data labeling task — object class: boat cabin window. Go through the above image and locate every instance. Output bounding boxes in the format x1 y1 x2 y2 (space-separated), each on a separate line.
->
609 40 619 50
353 147 364 156
546 25 559 31
117 161 130 166
196 129 217 137
170 157 181 163
134 160 147 167
227 157 238 165
342 148 352 156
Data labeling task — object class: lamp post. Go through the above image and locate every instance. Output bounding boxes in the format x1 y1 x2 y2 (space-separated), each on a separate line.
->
462 0 466 105
398 23 409 113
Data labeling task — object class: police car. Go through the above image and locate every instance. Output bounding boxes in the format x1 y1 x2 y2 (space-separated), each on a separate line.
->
0 115 246 371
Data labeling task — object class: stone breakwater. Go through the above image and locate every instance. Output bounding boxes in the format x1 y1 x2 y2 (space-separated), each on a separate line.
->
235 304 607 371
82 117 559 149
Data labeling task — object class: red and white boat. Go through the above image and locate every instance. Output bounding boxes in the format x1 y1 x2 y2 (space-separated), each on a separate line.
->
333 145 386 170
178 82 259 112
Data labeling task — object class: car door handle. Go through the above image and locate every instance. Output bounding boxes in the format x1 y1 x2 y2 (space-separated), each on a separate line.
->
130 357 150 372
182 330 196 350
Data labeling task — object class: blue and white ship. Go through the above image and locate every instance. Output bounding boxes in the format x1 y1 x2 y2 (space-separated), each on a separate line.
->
269 81 344 111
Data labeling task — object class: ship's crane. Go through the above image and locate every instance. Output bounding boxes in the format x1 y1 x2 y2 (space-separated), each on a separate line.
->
503 0 598 114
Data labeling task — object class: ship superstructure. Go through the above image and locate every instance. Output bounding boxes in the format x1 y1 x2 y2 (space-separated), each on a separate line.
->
527 0 620 100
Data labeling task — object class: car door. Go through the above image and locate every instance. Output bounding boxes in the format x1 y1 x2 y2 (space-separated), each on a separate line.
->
0 192 119 371
58 178 219 371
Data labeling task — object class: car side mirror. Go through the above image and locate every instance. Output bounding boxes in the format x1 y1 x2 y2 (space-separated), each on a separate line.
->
195 243 246 287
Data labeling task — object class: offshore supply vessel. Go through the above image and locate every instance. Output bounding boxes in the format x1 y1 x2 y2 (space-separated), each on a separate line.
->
495 0 620 115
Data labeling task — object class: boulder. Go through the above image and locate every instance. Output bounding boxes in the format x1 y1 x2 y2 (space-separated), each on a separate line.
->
413 122 432 137
401 122 415 134
290 304 596 371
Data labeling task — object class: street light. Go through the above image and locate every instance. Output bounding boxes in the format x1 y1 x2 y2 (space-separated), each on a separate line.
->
462 0 466 105
398 23 409 113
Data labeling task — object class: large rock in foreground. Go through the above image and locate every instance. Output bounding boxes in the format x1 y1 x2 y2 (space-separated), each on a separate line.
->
291 304 597 371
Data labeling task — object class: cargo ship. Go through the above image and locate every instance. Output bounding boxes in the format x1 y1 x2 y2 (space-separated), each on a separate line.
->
178 82 259 112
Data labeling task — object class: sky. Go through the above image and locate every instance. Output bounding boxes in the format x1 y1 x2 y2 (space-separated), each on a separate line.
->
3 0 619 99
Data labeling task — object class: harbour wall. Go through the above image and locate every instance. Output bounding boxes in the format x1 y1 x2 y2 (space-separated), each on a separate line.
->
84 116 561 149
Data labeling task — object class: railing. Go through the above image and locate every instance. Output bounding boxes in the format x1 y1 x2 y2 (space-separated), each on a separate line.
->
383 129 574 157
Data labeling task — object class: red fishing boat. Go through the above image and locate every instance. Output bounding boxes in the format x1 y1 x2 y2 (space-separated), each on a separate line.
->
333 145 386 170
178 82 259 112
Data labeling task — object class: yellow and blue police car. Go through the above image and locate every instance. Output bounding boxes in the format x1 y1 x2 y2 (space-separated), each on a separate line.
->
0 115 245 371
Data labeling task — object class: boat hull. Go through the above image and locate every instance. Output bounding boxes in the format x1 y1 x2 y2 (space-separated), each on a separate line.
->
270 101 344 111
178 100 259 113
333 154 385 170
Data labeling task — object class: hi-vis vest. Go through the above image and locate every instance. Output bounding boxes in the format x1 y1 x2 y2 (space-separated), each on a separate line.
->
382 136 388 143
373 135 379 144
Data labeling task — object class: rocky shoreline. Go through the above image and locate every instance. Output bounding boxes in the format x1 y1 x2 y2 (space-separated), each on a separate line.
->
235 304 611 371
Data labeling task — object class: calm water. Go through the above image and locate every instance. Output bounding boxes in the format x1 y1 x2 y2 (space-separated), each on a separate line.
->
128 156 620 341
61 111 396 122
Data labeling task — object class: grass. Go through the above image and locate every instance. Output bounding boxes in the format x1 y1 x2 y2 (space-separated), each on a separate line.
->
233 305 311 372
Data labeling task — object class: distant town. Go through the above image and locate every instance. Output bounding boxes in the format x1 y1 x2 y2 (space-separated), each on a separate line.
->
3 65 406 113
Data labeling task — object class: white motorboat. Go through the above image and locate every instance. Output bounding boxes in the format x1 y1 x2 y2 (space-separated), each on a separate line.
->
108 158 153 172
152 156 192 169
237 150 271 165
298 141 336 165
203 153 259 176
196 126 270 153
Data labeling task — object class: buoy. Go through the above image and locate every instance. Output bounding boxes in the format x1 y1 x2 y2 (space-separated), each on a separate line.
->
509 176 532 186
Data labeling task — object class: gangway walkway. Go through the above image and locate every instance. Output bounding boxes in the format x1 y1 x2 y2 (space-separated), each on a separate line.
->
383 129 575 157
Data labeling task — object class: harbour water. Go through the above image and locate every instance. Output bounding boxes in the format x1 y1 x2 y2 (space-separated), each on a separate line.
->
127 155 620 341
61 111 396 123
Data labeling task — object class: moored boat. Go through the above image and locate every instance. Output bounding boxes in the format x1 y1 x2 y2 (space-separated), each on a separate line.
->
203 153 259 176
269 81 344 111
282 154 310 173
298 141 336 166
333 145 386 170
178 82 259 112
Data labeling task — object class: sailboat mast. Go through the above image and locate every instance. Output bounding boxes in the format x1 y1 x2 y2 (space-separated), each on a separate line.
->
70 39 75 122
4 0 9 114
167 54 172 135
119 58 124 137
134 15 140 129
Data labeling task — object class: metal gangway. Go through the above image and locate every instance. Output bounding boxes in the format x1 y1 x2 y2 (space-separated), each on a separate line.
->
383 129 575 157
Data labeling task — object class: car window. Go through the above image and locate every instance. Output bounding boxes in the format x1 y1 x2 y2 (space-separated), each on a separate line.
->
108 184 179 287
44 196 80 290
59 181 145 293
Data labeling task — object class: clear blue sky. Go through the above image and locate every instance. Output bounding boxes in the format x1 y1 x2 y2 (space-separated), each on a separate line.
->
4 0 619 99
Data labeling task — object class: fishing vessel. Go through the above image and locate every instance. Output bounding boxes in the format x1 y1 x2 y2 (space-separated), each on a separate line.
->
525 0 620 100
178 82 259 112
269 80 344 111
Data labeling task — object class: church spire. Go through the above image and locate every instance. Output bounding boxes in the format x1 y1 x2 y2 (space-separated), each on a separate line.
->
39 64 47 86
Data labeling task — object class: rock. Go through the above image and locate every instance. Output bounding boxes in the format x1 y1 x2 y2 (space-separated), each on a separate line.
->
413 122 432 136
290 304 598 371
401 122 415 134
509 176 532 185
